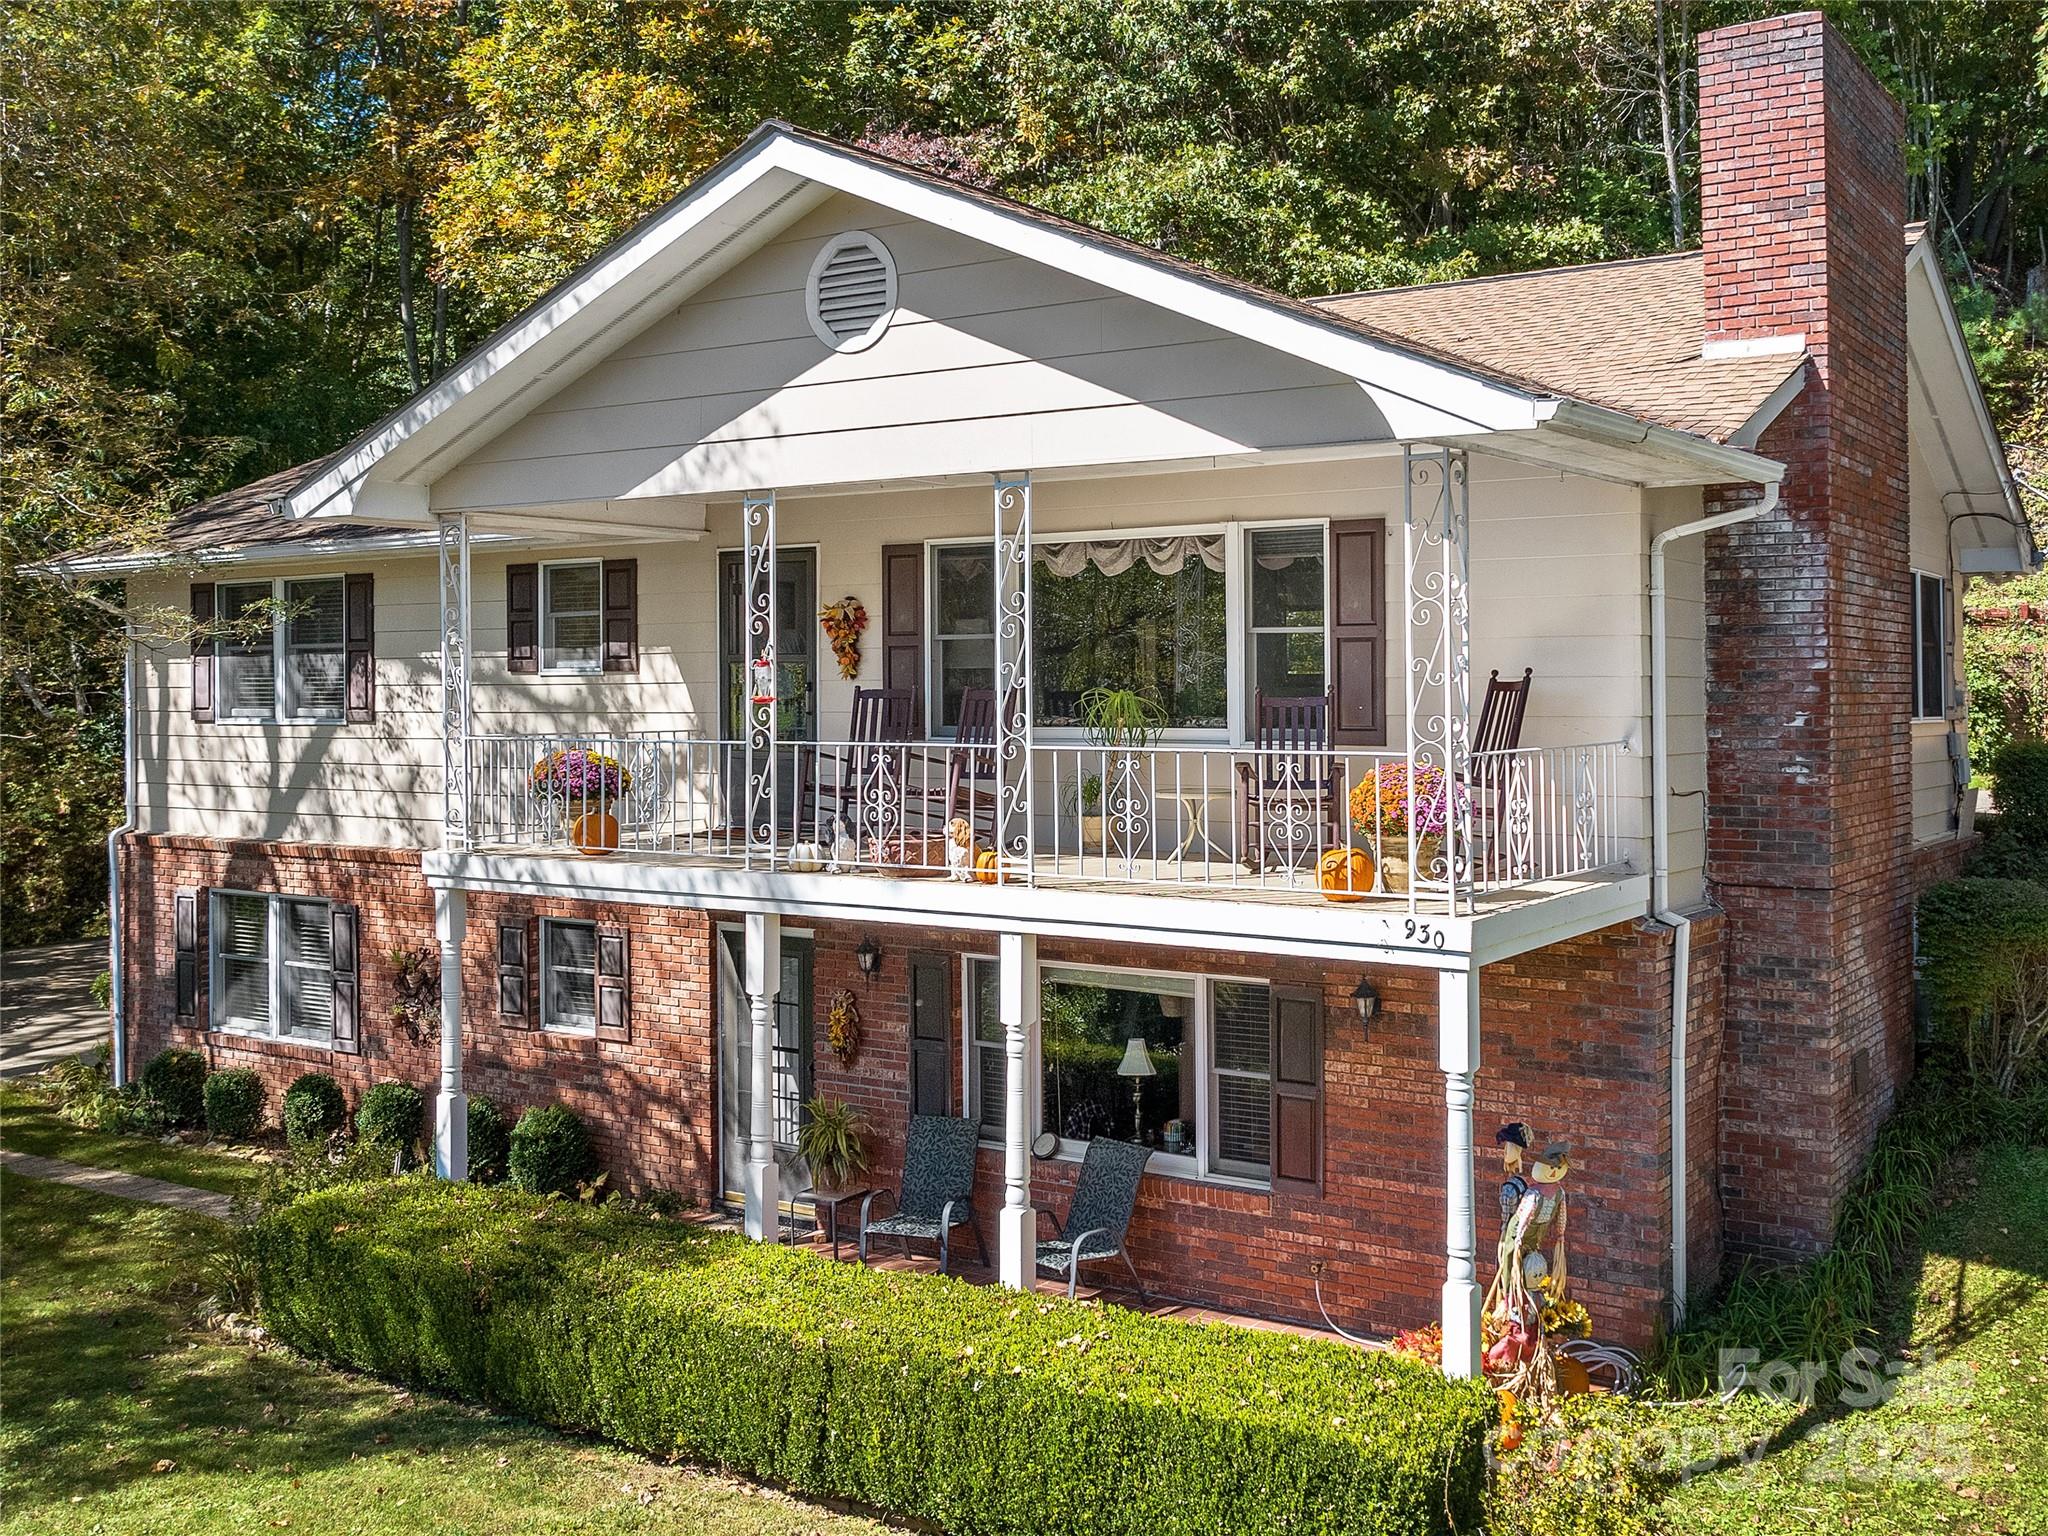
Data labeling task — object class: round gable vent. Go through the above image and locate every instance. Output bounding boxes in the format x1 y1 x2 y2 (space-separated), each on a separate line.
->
806 232 897 352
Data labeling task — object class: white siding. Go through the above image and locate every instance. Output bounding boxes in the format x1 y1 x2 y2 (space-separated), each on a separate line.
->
134 454 1662 882
1908 433 1970 846
1645 488 1710 911
428 193 1389 510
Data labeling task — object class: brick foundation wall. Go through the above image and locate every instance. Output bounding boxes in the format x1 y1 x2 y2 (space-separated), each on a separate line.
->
122 834 1692 1349
1700 12 1916 1262
120 834 717 1196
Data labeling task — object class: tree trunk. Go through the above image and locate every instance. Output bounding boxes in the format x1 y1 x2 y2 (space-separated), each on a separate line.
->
397 196 422 393
1654 0 1686 248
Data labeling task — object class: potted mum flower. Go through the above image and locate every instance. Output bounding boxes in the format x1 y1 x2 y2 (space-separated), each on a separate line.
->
1349 760 1465 892
531 748 633 855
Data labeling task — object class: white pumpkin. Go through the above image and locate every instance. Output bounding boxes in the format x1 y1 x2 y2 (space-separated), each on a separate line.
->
785 840 825 873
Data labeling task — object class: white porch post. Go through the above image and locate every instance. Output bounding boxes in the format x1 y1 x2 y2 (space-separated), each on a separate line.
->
741 492 779 869
1400 446 1473 914
431 886 468 1180
991 474 1033 880
995 929 1038 1287
742 911 783 1241
435 512 472 850
1439 967 1482 1378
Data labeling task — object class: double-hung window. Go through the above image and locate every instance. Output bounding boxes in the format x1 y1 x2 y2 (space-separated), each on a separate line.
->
541 561 603 673
540 918 599 1033
214 577 346 722
1912 570 1950 721
209 891 334 1043
966 959 1275 1184
1246 526 1327 702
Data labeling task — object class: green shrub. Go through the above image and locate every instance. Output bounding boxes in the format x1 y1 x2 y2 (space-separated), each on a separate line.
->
203 1068 265 1139
138 1048 207 1128
251 1180 1490 1535
1917 878 2048 1094
281 1073 348 1146
355 1081 425 1152
1989 738 2048 839
507 1104 597 1195
466 1094 511 1184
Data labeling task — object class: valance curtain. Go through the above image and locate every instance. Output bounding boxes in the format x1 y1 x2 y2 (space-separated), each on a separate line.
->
1035 534 1225 579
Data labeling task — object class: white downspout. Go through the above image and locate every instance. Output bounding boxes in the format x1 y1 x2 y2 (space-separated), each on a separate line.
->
105 623 138 1086
1650 481 1779 1323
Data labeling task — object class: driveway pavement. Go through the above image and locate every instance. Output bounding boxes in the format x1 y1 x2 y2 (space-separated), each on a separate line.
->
2 941 109 1078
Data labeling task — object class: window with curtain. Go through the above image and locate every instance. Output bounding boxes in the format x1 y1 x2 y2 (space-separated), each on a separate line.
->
1247 527 1326 702
1040 967 1191 1149
1032 538 1226 728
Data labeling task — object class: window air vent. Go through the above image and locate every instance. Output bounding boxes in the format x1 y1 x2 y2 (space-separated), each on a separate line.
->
806 232 897 352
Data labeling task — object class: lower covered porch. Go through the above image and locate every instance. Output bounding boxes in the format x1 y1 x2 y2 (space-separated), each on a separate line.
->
426 870 1682 1376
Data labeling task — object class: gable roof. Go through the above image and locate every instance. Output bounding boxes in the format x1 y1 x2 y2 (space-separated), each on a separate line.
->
279 120 1777 528
1312 252 1802 444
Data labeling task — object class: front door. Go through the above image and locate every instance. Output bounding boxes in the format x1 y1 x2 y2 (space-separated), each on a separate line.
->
716 926 815 1202
719 546 818 735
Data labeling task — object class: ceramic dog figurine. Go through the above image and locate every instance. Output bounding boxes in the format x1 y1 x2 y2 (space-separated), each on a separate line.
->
944 816 977 880
824 815 858 873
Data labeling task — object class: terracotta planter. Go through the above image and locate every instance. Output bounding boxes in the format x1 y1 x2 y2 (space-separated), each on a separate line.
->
1377 837 1442 893
571 806 620 856
1080 814 1105 854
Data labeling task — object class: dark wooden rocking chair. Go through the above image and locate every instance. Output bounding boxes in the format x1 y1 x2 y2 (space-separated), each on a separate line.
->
797 686 917 841
1467 667 1533 873
1234 690 1344 869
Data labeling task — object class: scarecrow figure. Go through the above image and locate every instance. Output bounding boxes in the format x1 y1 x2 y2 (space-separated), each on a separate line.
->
1482 1134 1584 1398
1496 1122 1531 1225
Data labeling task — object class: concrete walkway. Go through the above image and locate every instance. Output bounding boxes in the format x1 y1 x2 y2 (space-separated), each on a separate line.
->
2 941 109 1078
0 1148 235 1219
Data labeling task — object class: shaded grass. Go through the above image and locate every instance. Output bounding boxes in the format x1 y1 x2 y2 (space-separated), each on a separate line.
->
1653 1143 2048 1535
0 1170 890 1536
0 1082 271 1199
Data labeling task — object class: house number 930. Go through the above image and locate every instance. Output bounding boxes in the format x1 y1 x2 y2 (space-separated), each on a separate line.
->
1402 919 1447 950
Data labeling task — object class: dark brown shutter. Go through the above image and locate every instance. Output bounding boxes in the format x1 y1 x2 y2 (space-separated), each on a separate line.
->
174 888 200 1017
1270 985 1324 1195
881 543 924 734
1329 519 1386 747
601 558 638 674
189 585 216 721
595 923 630 1043
497 920 530 1023
908 952 952 1116
329 903 361 1054
344 573 375 722
507 563 539 674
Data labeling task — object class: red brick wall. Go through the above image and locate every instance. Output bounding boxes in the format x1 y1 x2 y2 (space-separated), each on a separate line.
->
120 834 717 1197
122 834 1690 1349
1700 12 1917 1261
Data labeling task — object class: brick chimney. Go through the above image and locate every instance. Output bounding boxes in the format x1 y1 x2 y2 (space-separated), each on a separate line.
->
1696 14 1917 1268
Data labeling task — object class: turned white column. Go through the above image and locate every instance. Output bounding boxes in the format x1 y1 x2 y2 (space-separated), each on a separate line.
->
431 886 468 1181
1439 967 1482 1378
996 930 1038 1288
743 911 782 1241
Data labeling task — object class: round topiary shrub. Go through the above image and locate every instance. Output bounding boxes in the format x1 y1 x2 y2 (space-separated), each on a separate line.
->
282 1072 348 1146
507 1104 598 1195
202 1068 265 1139
139 1048 207 1128
355 1080 425 1152
467 1094 511 1184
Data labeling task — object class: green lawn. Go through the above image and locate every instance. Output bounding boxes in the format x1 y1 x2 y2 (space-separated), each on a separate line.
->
0 1083 271 1199
0 1169 889 1536
1656 1142 2048 1536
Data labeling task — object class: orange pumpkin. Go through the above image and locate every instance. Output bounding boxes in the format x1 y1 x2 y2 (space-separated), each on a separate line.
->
1318 846 1375 902
974 848 1001 885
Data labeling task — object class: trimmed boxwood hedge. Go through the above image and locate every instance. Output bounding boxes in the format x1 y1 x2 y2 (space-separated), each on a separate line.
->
252 1180 1489 1535
203 1068 265 1139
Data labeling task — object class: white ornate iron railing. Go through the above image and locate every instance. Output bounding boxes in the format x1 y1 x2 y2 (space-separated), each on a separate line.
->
468 732 1631 909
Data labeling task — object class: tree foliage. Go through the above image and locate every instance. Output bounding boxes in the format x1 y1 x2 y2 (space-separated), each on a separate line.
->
6 0 2043 941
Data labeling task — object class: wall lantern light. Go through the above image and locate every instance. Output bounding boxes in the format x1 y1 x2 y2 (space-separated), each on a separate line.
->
856 936 883 981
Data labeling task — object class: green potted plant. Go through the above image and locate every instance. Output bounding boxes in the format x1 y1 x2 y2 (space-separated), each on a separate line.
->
1077 686 1167 856
795 1096 871 1194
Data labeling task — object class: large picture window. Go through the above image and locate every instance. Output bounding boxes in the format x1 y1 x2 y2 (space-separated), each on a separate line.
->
215 577 346 723
1032 538 1225 728
965 959 1276 1184
209 890 334 1043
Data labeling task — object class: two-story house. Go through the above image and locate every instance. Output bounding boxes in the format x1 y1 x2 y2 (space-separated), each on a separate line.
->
61 12 2029 1377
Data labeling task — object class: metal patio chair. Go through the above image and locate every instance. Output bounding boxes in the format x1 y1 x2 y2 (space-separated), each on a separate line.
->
858 1114 987 1274
1036 1136 1150 1300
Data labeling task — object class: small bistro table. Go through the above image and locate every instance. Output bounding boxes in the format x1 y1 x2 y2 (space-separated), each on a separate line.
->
794 1185 874 1260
